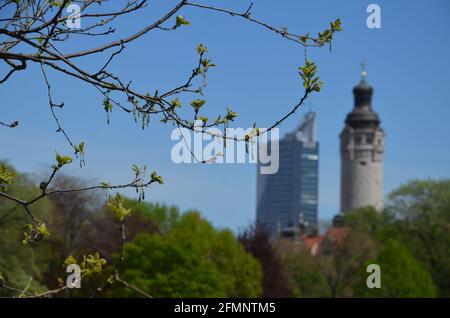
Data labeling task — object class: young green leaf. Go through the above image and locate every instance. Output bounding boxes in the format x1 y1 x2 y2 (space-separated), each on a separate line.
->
64 255 78 266
55 153 73 167
37 223 51 238
81 253 107 276
107 193 132 222
151 171 164 184
170 97 182 108
225 107 238 122
0 164 15 185
190 99 206 112
197 43 208 54
175 15 190 27
103 97 113 112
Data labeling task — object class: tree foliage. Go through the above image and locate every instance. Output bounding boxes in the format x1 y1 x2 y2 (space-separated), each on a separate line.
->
385 179 450 297
274 180 449 298
0 162 448 298
355 239 437 297
0 163 50 296
117 209 262 297
239 226 294 297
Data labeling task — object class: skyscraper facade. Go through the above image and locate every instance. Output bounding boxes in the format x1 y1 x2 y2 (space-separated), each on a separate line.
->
340 72 385 213
256 111 319 238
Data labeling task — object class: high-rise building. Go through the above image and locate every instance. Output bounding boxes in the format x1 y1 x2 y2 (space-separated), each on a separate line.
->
256 111 319 239
340 70 385 213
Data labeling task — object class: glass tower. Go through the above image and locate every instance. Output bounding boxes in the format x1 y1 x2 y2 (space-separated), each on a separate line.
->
256 111 319 239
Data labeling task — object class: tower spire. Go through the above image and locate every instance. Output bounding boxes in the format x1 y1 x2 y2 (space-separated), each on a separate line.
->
360 61 367 79
345 63 380 128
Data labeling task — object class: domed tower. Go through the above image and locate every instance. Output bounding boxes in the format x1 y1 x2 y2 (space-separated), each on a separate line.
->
340 67 385 213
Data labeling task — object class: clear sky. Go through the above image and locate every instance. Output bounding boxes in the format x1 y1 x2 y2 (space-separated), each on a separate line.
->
1 0 449 232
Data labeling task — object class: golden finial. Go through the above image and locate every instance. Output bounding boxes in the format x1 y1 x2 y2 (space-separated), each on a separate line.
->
360 61 367 79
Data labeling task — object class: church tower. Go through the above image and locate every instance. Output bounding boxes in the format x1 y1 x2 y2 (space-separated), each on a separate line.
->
340 67 385 213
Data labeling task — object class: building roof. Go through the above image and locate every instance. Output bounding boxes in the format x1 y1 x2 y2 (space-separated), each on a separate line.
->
345 78 380 129
302 235 324 256
300 223 349 256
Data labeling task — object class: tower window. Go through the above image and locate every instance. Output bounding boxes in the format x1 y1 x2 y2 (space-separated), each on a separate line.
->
366 135 374 144
360 161 367 166
355 136 362 144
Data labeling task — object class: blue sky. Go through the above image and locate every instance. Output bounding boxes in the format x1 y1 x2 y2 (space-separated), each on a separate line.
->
1 0 449 232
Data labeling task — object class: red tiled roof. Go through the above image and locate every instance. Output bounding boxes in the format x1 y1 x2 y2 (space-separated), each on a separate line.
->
302 235 324 249
300 226 350 256
301 235 324 256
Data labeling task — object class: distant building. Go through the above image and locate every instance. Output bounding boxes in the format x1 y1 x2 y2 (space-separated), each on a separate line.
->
274 214 349 257
301 214 349 256
256 111 319 239
340 70 385 213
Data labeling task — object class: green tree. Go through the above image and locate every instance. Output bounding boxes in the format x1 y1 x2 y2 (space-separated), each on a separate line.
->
344 207 392 238
318 229 377 297
169 212 262 297
119 233 225 297
0 163 49 296
276 240 328 298
239 226 294 297
355 239 437 297
115 206 262 297
386 179 450 297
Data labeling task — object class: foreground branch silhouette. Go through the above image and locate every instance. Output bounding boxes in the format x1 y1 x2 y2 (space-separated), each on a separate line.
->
0 0 341 297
